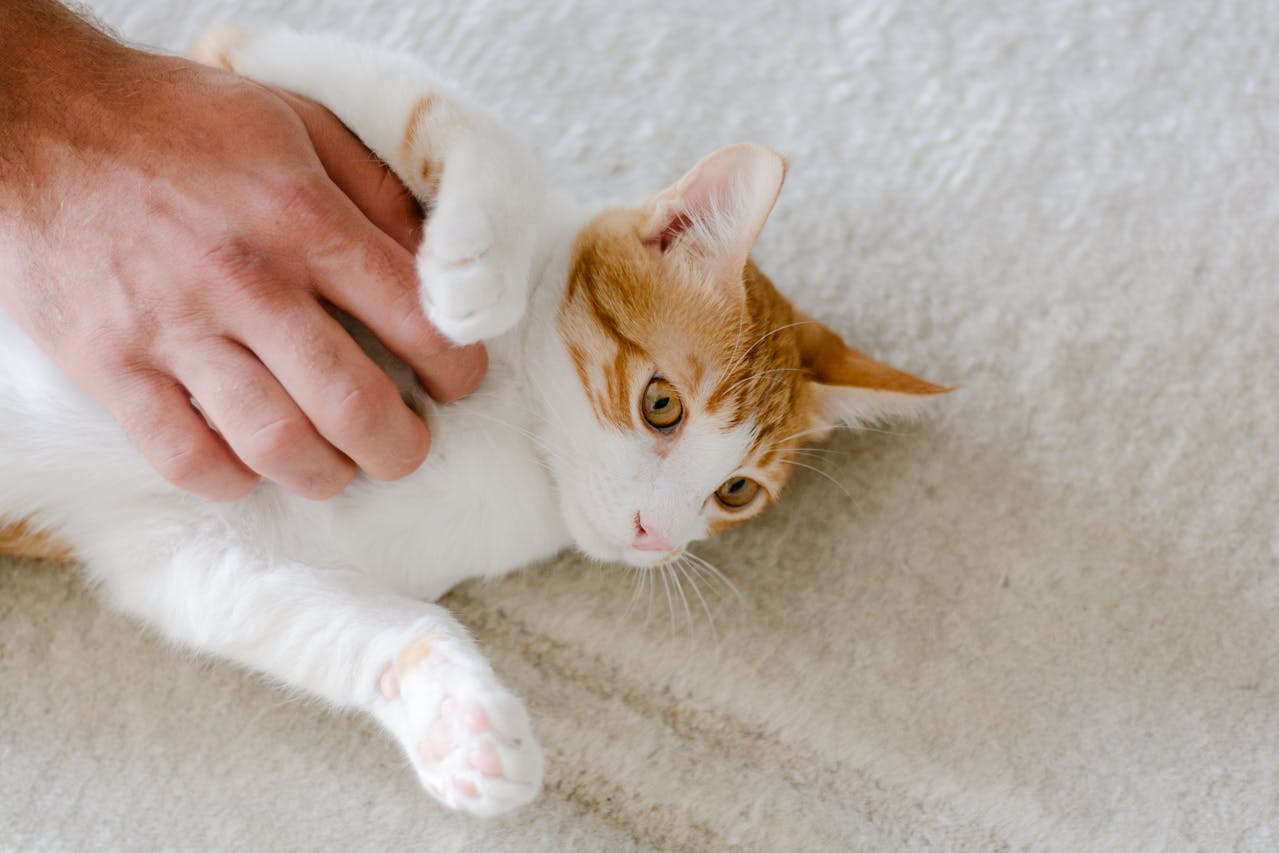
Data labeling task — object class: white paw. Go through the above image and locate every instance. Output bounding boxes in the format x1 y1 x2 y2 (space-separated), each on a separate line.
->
378 635 542 817
189 25 249 71
418 206 530 345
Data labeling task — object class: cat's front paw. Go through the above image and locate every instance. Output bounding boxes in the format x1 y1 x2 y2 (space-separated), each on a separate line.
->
378 635 542 817
418 207 531 345
189 25 249 71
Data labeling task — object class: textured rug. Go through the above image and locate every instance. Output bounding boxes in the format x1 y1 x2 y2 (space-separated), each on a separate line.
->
4 1 1278 850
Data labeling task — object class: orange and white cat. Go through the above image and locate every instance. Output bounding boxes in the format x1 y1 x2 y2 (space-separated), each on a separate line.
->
0 28 946 816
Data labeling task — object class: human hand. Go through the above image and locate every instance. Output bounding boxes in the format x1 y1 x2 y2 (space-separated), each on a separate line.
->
0 3 485 501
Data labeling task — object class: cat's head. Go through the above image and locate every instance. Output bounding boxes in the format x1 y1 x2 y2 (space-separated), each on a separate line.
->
547 143 947 567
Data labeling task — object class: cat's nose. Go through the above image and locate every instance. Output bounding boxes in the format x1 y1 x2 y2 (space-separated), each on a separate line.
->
632 513 674 552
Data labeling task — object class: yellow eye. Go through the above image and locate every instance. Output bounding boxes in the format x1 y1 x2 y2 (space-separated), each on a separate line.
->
715 476 761 509
642 377 683 430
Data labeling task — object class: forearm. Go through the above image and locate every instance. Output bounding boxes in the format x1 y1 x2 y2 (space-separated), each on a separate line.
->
0 1 131 96
1 1 147 211
0 10 478 499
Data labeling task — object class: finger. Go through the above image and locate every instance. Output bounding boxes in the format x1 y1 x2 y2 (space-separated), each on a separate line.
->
106 367 260 501
234 296 433 482
268 86 486 403
175 338 358 499
306 208 488 403
272 87 423 253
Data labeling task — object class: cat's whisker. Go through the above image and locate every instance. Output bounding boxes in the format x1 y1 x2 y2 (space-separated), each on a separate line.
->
645 564 658 626
713 310 750 392
769 421 911 450
714 320 819 391
684 551 745 606
782 459 853 500
668 562 695 636
769 426 833 446
847 424 916 437
622 566 646 621
451 407 566 468
675 557 719 640
769 445 848 470
657 564 677 633
683 561 732 605
526 369 575 437
451 406 547 446
779 445 846 459
719 366 807 399
0 25 960 824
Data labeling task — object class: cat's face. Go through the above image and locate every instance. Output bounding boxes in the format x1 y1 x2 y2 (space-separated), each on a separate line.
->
548 144 946 567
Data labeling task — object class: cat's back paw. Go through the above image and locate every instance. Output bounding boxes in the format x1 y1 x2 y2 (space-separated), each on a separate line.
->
379 635 542 817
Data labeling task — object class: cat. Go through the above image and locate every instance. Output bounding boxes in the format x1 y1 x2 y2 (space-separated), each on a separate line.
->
0 27 947 817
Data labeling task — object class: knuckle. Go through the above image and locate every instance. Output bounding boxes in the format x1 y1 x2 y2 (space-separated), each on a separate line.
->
204 236 272 295
329 382 387 439
361 239 414 294
296 330 345 378
152 435 225 491
242 416 311 470
398 310 446 356
372 168 418 220
419 344 488 404
264 175 329 227
84 328 139 374
302 465 355 501
381 445 426 481
77 314 163 376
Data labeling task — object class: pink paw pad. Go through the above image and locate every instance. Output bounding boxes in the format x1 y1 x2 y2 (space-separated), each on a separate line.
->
421 719 453 762
384 634 542 816
378 667 400 700
461 703 491 733
468 743 502 778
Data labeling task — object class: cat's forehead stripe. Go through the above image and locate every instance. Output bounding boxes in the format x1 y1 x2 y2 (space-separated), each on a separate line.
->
606 346 637 428
562 211 815 470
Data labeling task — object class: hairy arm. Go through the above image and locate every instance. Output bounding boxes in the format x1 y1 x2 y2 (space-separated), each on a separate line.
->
0 0 484 500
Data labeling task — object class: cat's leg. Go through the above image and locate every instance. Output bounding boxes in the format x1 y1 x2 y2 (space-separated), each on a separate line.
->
192 27 548 345
89 539 542 817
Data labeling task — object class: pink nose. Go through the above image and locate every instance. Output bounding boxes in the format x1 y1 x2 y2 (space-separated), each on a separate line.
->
632 514 674 552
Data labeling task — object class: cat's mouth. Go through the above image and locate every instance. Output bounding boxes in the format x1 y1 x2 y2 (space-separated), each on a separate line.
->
567 497 684 567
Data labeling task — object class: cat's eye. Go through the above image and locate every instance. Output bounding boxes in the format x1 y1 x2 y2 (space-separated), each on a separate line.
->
642 377 683 430
715 476 761 510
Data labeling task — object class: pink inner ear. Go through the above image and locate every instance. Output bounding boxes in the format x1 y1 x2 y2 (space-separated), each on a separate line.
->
654 211 695 253
640 143 787 284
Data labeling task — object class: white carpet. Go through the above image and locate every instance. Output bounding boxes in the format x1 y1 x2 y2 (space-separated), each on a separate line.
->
3 1 1278 849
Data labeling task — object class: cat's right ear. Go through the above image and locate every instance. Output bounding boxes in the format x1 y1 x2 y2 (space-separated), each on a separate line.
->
640 143 786 301
797 314 952 431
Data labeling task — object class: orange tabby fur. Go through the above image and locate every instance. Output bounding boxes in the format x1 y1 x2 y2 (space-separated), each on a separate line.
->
0 520 72 563
561 207 947 537
1 165 945 568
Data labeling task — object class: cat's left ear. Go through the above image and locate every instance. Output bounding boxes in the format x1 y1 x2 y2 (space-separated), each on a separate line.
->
797 314 952 430
641 143 786 299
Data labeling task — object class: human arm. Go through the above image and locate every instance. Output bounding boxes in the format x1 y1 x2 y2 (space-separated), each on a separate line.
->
0 0 484 500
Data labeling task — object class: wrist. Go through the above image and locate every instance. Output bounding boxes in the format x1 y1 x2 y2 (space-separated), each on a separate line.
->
0 3 171 203
1 1 134 90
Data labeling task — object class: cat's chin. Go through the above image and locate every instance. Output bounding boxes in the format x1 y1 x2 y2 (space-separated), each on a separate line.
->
571 529 687 569
576 543 687 569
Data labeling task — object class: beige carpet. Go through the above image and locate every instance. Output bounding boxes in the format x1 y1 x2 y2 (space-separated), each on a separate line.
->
4 1 1278 849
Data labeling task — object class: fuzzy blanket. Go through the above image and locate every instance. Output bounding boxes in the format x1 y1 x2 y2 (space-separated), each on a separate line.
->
4 1 1277 849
